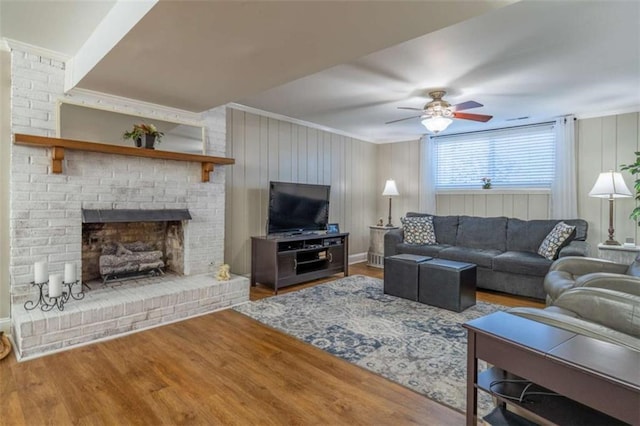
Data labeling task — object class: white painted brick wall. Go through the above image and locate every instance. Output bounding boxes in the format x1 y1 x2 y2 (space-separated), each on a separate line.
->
8 49 248 360
9 48 228 296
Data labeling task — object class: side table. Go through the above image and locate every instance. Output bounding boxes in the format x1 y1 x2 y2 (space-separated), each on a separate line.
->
367 225 398 268
597 243 640 265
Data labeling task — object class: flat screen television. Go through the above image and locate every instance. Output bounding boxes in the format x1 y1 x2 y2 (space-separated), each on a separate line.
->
267 181 331 235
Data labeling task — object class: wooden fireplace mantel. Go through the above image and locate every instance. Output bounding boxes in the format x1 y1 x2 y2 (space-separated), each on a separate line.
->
13 133 235 182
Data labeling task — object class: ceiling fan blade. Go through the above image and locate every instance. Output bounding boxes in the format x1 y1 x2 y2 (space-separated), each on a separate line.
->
397 106 424 111
453 112 493 122
453 100 483 111
386 115 422 124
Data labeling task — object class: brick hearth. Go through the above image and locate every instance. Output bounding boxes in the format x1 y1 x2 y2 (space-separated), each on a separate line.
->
13 274 249 360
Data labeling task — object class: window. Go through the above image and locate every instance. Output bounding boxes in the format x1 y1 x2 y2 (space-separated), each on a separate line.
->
434 123 555 190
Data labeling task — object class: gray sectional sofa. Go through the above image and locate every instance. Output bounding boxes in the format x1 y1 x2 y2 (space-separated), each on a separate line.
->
384 213 589 300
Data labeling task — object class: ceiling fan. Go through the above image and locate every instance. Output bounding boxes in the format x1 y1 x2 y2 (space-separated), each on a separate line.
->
386 90 493 134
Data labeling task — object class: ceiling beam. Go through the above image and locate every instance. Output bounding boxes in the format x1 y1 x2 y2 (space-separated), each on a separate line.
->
65 0 158 93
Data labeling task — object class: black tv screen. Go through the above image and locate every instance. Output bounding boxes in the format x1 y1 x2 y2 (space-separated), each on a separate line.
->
268 181 331 235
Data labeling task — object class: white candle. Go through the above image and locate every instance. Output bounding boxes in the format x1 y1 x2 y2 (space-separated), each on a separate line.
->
34 261 48 283
64 263 76 283
49 274 63 298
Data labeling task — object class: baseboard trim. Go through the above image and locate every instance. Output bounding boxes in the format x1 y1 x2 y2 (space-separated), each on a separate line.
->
349 252 367 265
0 317 10 333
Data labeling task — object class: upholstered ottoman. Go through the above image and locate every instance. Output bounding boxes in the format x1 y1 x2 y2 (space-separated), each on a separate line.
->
419 259 477 312
384 254 432 301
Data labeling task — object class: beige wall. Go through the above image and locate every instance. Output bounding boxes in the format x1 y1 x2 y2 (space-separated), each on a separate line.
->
377 112 640 258
578 113 640 254
225 109 377 275
1 47 10 328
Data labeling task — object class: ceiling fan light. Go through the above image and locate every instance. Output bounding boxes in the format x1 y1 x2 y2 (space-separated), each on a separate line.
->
422 116 453 134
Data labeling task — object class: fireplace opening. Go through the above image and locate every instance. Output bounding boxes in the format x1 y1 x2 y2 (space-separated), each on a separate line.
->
81 209 191 283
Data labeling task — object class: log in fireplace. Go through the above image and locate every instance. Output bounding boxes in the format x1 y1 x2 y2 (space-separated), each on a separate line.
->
81 209 192 283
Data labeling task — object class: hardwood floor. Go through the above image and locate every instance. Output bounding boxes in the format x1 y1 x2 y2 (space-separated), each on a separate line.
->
0 263 543 425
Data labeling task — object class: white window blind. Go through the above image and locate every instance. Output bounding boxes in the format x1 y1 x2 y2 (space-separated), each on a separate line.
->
434 123 555 190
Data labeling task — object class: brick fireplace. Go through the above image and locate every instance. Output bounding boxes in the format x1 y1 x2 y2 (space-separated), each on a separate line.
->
8 49 249 359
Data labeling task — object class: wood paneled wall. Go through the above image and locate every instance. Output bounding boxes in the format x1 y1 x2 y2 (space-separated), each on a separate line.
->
226 109 377 275
376 140 423 225
578 113 640 254
436 193 550 219
377 112 640 257
225 110 639 276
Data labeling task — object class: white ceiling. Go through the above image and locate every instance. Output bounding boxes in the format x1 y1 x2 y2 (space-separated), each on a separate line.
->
1 0 639 143
0 0 117 56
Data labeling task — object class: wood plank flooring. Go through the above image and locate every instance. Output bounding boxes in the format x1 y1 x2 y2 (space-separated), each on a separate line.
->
0 263 543 425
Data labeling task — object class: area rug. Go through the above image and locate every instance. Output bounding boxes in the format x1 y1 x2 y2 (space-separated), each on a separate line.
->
234 275 506 415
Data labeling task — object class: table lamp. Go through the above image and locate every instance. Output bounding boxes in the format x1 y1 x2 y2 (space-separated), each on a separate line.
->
382 179 400 227
588 170 632 245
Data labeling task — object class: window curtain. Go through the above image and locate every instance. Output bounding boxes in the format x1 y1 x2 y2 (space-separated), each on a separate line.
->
550 115 577 219
419 135 437 213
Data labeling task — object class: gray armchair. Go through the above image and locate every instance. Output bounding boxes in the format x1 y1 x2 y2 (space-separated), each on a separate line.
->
510 255 640 352
510 286 640 351
543 255 640 305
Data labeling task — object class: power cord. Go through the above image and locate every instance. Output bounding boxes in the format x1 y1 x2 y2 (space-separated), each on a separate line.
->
489 379 561 404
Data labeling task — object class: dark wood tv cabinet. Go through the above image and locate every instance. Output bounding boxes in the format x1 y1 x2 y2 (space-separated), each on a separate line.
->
251 233 349 294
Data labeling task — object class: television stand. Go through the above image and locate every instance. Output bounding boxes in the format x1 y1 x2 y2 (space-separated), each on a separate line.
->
251 233 349 294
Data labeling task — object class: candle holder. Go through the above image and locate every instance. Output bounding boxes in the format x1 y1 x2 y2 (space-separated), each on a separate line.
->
66 280 85 301
24 280 84 312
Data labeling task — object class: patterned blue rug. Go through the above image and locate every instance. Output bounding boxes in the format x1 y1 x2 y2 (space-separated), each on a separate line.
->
234 275 505 415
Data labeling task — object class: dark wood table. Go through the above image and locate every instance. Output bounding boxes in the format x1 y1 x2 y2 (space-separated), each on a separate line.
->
463 311 640 425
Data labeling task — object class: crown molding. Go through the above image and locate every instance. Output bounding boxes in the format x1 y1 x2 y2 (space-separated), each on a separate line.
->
64 87 204 126
228 102 378 144
3 38 70 62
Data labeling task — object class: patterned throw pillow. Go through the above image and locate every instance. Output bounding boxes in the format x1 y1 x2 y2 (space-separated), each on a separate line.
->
401 216 436 245
537 221 576 260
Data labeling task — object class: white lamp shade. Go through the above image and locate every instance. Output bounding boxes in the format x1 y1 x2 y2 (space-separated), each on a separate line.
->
421 116 453 134
588 171 632 198
382 179 399 196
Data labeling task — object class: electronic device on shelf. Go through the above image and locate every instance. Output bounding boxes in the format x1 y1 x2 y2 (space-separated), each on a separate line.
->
323 237 342 246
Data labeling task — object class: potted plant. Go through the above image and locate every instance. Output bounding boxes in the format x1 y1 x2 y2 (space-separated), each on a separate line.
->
481 177 492 189
123 123 164 149
620 152 640 222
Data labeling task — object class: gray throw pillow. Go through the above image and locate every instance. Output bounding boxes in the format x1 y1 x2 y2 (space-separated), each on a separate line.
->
401 216 436 245
537 221 576 260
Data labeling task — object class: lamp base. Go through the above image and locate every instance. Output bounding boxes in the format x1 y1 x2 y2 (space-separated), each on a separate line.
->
603 239 621 246
385 223 394 228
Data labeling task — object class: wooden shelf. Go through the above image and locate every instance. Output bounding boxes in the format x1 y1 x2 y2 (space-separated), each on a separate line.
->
478 367 625 425
13 133 235 182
